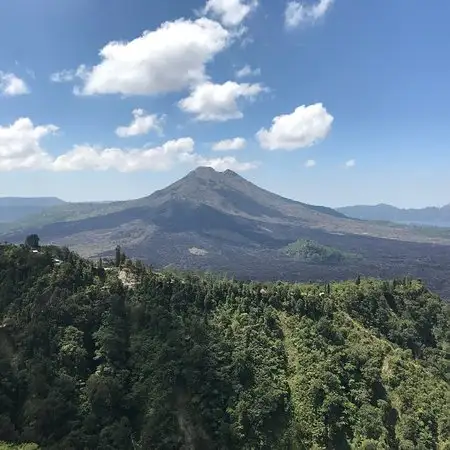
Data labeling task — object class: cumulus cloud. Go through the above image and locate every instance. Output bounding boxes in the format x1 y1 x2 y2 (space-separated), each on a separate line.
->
345 159 356 168
212 137 246 151
115 109 164 137
52 138 198 172
285 0 333 29
0 118 57 170
0 118 257 173
50 66 88 83
51 140 258 172
0 72 30 96
235 64 260 78
50 70 74 83
64 18 230 96
305 159 316 168
256 103 333 150
197 155 258 171
179 81 264 121
203 0 258 27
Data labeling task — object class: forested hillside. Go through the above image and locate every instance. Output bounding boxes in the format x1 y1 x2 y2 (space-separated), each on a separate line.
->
0 245 449 449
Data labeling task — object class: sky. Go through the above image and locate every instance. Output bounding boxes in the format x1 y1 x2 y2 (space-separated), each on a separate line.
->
0 0 449 208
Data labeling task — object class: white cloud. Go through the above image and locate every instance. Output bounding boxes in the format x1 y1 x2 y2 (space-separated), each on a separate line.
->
235 64 260 78
203 0 258 27
68 18 229 96
51 140 258 172
0 72 30 96
256 103 333 150
197 155 258 171
115 109 164 137
0 118 57 170
179 81 264 121
240 35 254 48
0 118 257 173
285 0 333 29
50 66 88 83
212 137 246 151
345 159 356 168
305 159 316 168
52 138 198 172
50 70 74 83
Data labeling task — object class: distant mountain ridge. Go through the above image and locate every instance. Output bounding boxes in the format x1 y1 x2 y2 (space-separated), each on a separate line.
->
2 167 450 298
0 196 66 223
1 167 444 244
338 203 450 227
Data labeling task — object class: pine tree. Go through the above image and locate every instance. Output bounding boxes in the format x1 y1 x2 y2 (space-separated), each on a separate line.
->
25 234 40 249
115 245 121 267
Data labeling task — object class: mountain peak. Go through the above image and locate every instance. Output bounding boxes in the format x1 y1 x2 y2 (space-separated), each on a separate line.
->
184 166 246 185
223 168 240 177
185 166 225 182
192 166 218 176
189 166 241 178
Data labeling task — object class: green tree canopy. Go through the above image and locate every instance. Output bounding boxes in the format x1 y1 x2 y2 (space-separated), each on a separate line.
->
24 234 40 248
0 243 448 449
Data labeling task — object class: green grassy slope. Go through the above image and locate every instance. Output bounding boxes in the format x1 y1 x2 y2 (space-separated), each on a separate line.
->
282 238 361 263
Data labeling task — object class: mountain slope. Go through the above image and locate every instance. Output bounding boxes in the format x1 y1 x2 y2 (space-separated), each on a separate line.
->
338 203 450 227
139 166 348 221
0 197 66 223
0 244 448 449
1 167 348 232
3 167 449 244
3 167 450 298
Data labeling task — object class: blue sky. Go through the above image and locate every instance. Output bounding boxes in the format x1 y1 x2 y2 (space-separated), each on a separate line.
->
0 0 449 208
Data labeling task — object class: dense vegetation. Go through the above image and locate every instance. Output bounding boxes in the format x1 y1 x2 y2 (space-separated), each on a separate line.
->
282 239 359 264
0 443 39 450
0 244 449 449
